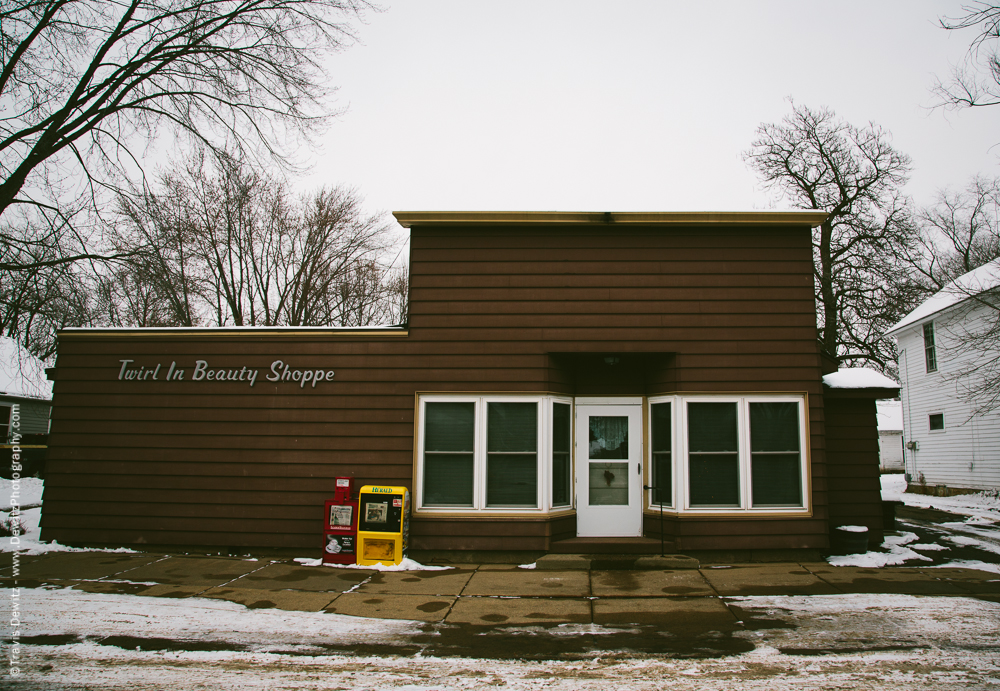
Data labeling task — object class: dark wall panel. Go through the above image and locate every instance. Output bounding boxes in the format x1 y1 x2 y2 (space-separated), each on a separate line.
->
42 222 830 553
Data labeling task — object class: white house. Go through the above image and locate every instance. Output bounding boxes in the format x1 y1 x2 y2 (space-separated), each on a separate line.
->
885 259 1000 494
1 337 52 478
876 400 904 472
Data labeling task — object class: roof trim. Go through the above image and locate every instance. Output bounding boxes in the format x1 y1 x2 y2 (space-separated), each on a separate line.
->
392 211 829 228
58 327 409 339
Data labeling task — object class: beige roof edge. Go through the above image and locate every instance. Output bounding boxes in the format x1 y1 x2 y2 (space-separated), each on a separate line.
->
392 210 829 228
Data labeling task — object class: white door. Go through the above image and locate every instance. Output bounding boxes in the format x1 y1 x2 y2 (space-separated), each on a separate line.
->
575 403 643 537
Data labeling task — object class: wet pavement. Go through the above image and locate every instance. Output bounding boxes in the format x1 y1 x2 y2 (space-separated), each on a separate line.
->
3 546 999 660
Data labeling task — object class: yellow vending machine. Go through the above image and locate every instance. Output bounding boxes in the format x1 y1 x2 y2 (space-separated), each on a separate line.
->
356 485 410 566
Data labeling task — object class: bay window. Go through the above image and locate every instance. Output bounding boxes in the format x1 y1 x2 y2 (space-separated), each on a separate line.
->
648 395 808 513
417 395 573 513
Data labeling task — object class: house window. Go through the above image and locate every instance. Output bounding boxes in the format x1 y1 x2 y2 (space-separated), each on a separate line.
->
418 396 572 513
648 395 808 513
923 322 937 372
0 405 10 443
650 402 672 507
551 403 572 507
929 413 945 431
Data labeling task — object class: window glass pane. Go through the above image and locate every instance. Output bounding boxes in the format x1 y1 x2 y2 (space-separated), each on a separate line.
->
425 402 474 452
589 462 629 505
751 454 801 506
924 322 937 372
929 413 944 430
488 402 537 452
688 402 737 452
689 454 739 506
749 402 800 452
487 454 537 506
651 403 672 505
589 416 628 459
424 453 474 506
688 402 739 507
552 403 571 507
749 402 802 507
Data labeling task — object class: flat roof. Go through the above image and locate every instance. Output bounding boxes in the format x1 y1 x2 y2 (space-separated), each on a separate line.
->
392 210 829 228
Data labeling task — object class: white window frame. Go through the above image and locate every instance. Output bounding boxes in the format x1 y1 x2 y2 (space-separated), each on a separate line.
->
928 412 946 433
647 394 809 515
415 394 574 514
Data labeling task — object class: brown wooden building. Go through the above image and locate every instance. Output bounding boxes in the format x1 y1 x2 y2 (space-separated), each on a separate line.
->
41 211 893 557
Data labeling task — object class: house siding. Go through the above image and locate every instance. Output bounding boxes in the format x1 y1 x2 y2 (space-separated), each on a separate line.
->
897 303 1000 492
42 220 836 552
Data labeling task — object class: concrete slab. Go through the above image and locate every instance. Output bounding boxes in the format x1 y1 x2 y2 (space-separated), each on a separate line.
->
6 552 165 581
356 568 476 596
70 580 207 599
808 566 967 594
699 564 839 596
475 564 520 571
226 562 374 592
922 567 1000 594
326 593 455 621
114 556 271 586
591 569 715 597
462 570 591 597
634 555 700 570
202 587 339 612
446 596 591 625
593 596 737 628
536 554 590 570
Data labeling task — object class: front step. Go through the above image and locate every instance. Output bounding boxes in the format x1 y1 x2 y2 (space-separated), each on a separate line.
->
548 536 673 555
536 553 700 570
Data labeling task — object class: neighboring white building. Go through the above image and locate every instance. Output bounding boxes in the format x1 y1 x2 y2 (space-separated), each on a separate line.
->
885 259 1000 493
876 400 904 472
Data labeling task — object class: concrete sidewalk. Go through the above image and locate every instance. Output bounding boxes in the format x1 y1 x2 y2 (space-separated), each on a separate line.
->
3 550 998 627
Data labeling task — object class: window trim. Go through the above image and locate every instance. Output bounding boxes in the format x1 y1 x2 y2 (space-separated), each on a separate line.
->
923 321 938 373
415 394 574 515
647 394 810 516
928 412 945 433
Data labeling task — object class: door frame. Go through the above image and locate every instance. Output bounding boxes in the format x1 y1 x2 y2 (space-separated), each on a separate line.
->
574 397 644 537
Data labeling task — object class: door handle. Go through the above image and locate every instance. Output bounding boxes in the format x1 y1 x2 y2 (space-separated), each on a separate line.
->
637 462 641 475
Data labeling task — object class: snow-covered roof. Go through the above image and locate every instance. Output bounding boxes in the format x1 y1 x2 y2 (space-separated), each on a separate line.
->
876 399 903 432
886 258 1000 336
822 367 899 390
0 338 52 400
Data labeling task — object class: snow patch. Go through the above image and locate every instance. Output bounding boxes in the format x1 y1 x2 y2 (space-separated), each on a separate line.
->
293 556 452 571
827 531 931 568
836 525 869 533
822 368 898 389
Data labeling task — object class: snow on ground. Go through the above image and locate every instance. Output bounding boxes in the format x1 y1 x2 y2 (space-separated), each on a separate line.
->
0 477 43 510
294 556 452 571
7 588 1000 690
881 473 1000 522
824 474 1000 572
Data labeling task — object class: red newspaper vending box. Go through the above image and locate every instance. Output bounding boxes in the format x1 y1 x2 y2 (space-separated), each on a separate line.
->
323 477 358 564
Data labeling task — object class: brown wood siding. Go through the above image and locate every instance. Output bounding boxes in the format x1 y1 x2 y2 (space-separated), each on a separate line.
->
42 221 830 552
824 396 885 545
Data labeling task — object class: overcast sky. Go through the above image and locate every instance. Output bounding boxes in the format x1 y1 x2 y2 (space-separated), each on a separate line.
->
309 1 1000 223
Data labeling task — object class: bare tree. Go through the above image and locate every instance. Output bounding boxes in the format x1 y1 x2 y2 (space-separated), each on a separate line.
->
902 177 1000 415
933 2 1000 110
744 103 917 374
0 0 374 273
107 152 405 327
909 176 1000 291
